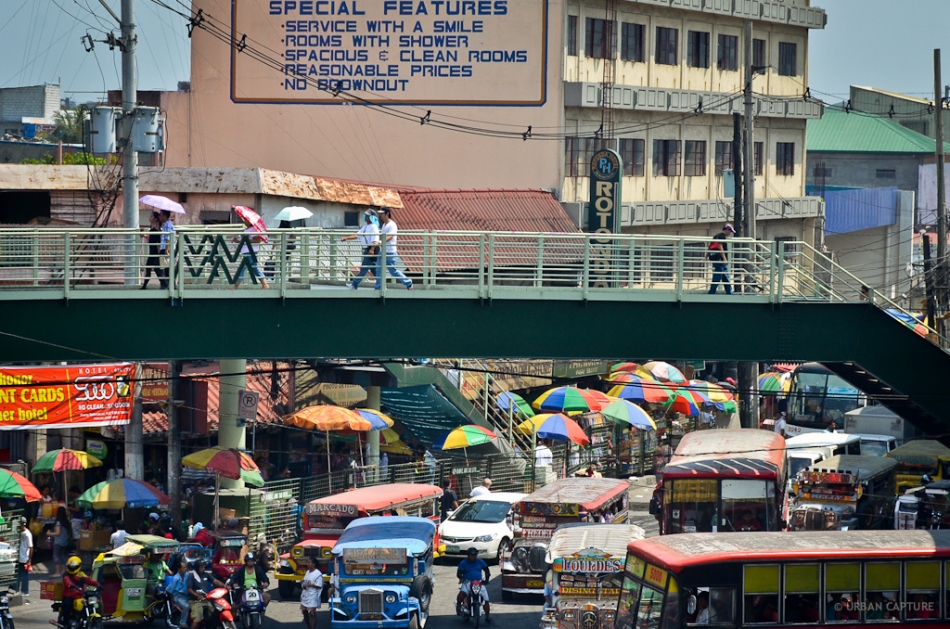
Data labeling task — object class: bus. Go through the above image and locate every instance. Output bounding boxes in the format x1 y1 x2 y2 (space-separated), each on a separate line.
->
786 363 865 435
655 429 786 534
615 530 950 629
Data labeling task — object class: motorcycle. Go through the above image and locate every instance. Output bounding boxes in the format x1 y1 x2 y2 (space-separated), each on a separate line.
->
231 586 266 629
457 580 487 628
50 587 103 629
145 579 177 628
0 588 14 629
191 588 237 629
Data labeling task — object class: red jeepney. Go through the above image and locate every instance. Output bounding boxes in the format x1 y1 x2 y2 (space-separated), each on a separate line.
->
275 483 443 599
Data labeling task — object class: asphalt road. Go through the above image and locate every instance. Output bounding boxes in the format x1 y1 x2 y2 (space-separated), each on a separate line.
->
12 515 658 629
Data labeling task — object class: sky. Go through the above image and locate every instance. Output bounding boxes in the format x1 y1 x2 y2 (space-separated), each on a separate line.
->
0 0 949 104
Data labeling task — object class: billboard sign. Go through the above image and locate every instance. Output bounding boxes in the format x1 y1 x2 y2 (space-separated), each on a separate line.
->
0 364 135 430
587 148 622 288
231 0 548 105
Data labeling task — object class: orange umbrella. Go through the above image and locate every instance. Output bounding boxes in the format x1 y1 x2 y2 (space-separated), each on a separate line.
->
284 406 374 485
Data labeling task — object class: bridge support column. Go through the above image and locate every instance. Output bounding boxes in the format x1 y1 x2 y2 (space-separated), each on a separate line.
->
366 385 380 483
219 359 248 490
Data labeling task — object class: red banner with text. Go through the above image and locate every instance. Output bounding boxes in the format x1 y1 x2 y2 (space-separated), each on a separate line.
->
0 363 135 430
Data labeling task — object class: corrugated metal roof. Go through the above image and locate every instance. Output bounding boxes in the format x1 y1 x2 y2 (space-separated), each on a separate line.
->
396 188 577 233
824 187 897 234
807 108 949 154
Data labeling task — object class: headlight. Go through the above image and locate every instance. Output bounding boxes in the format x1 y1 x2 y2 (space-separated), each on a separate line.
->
385 594 397 603
0 596 8 604
345 595 357 604
474 535 494 543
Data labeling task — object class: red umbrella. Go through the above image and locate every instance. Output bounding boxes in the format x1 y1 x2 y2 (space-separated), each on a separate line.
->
0 468 42 502
233 206 269 243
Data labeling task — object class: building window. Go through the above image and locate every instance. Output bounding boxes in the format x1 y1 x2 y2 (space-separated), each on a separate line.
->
687 31 710 68
752 38 766 70
567 15 578 56
717 34 738 71
776 142 795 176
684 140 706 177
655 27 678 66
344 211 360 227
621 23 644 62
586 18 615 59
715 141 733 175
620 138 645 176
876 169 897 179
778 42 797 76
652 139 681 177
754 142 763 176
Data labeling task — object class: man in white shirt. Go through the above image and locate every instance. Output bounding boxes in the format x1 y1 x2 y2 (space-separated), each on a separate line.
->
773 412 787 438
110 521 128 549
535 442 553 467
470 478 492 498
376 207 413 290
343 209 381 289
17 518 33 601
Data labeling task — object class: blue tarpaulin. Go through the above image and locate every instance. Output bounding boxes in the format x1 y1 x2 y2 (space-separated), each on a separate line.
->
812 187 897 235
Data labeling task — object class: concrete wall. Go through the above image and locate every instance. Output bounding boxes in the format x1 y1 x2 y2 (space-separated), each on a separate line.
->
0 140 84 164
806 152 924 194
0 84 60 121
825 190 915 302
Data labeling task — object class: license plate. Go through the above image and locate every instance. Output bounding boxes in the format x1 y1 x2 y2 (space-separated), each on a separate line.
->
526 580 544 588
446 545 459 553
126 588 142 598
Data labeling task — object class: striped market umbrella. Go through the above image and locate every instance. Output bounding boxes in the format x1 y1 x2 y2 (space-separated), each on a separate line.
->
666 389 707 417
182 447 264 486
0 468 42 502
32 449 103 473
687 380 735 403
354 408 395 430
600 400 657 431
518 413 590 446
758 372 791 395
533 386 610 413
431 425 498 451
497 392 535 418
610 362 640 374
607 380 674 404
77 478 170 509
637 361 688 384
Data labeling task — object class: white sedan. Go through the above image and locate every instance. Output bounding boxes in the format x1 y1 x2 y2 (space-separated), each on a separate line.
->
439 492 526 562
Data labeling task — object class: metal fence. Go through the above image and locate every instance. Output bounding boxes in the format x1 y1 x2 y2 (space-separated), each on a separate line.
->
0 509 23 589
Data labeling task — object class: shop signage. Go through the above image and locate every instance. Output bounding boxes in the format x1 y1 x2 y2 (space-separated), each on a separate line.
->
587 148 622 288
343 547 407 565
306 502 359 516
140 364 169 402
0 363 134 430
552 360 612 379
86 440 108 460
262 489 294 502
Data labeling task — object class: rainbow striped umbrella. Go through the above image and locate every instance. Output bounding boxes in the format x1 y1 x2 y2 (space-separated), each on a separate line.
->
518 413 590 446
610 362 640 374
77 478 170 509
607 380 673 404
497 392 535 418
533 387 610 413
600 400 657 431
182 447 264 486
758 372 791 394
637 361 687 384
0 468 42 502
666 390 706 417
354 408 395 430
687 380 735 403
432 425 497 451
32 449 103 473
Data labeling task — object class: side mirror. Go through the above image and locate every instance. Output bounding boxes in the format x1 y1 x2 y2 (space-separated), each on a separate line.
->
687 594 697 615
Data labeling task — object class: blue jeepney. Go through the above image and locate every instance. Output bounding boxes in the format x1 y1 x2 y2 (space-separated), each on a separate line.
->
331 516 435 629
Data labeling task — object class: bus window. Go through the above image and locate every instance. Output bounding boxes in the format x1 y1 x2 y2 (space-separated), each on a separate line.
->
707 588 735 625
824 563 860 623
637 586 665 629
783 564 820 624
661 577 680 629
905 561 939 620
721 480 773 532
616 574 643 629
743 565 779 624
864 562 900 622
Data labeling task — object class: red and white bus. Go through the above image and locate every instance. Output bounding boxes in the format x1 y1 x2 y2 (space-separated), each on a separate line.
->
655 429 786 534
615 530 950 629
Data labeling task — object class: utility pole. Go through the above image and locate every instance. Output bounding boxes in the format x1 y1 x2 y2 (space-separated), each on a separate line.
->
923 230 937 330
733 112 743 233
121 0 139 284
738 20 758 429
743 21 755 240
935 49 947 320
125 362 144 481
167 360 183 525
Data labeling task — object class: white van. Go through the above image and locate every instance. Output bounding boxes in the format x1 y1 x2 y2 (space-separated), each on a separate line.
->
852 433 898 457
785 432 862 457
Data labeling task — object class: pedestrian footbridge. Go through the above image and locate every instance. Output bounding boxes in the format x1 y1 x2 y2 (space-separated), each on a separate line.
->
1 227 948 435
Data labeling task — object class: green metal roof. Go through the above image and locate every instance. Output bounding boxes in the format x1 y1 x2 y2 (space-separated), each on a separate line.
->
807 108 950 154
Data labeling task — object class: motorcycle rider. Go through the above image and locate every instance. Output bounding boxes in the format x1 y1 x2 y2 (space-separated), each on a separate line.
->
227 552 272 607
456 547 494 624
187 560 227 629
61 556 99 628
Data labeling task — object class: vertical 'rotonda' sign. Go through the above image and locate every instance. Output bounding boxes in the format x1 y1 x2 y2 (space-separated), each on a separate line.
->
588 148 622 288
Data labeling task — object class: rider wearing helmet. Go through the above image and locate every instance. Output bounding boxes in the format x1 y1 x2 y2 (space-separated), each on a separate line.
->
187 559 226 629
227 552 272 606
62 556 99 626
456 547 493 624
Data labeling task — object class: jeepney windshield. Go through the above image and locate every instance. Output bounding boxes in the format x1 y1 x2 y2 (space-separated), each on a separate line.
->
306 514 352 530
339 548 411 577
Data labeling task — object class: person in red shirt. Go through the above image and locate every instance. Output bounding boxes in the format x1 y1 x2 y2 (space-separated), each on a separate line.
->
737 510 762 532
62 556 99 626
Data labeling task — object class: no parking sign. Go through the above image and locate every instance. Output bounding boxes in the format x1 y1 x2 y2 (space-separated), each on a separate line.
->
238 389 259 422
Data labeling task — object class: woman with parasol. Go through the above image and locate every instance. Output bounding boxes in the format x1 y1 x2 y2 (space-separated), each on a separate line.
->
232 206 270 290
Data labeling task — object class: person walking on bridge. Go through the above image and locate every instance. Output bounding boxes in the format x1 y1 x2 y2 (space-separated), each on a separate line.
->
706 223 735 295
377 207 413 290
343 208 381 289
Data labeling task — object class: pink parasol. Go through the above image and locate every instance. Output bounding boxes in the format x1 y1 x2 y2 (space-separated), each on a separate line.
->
233 206 269 243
